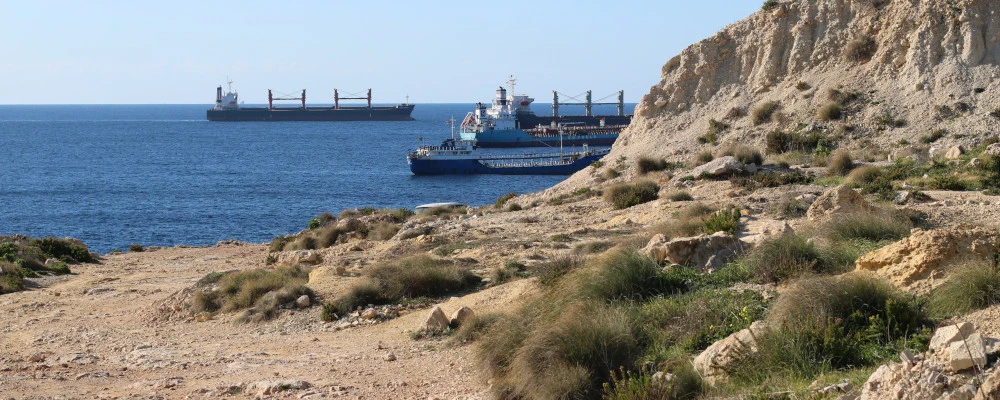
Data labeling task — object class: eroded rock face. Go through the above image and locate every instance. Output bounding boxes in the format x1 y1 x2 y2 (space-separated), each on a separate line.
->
693 321 767 385
806 185 874 222
642 231 744 271
855 226 999 294
277 250 321 266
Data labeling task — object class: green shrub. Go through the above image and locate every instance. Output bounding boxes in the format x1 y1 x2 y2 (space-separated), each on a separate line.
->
665 191 693 202
329 254 480 315
492 260 528 285
692 150 714 166
702 206 741 234
729 275 931 385
573 240 616 256
0 242 17 262
0 262 26 294
765 130 824 154
821 211 911 243
929 261 1000 317
717 144 763 166
269 235 293 252
796 81 811 91
762 0 779 11
734 233 831 283
844 35 878 62
649 203 716 238
826 150 855 176
751 101 779 125
638 288 768 355
927 174 969 191
128 243 145 252
636 157 673 174
495 192 518 208
604 180 659 210
817 103 843 121
875 112 907 129
604 364 703 400
30 237 94 263
981 154 1000 190
532 256 582 286
584 249 689 302
190 266 313 322
729 170 813 192
920 129 946 144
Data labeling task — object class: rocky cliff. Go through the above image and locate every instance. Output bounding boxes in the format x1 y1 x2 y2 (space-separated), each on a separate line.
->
606 0 1000 170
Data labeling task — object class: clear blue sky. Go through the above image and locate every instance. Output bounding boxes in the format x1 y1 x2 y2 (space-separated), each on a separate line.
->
0 1 762 104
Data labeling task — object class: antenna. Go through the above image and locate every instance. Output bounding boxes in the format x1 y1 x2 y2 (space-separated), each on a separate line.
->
226 76 233 93
507 75 517 95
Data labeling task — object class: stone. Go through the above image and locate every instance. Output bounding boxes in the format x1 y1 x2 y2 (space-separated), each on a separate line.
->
422 306 450 332
44 258 61 266
970 158 982 167
693 321 767 385
688 156 744 178
295 295 311 309
895 191 913 205
985 143 1000 157
975 365 1000 400
945 145 966 159
194 312 212 322
900 349 917 365
643 231 744 271
361 308 378 320
947 332 986 371
806 186 875 222
384 352 396 362
449 306 475 327
794 193 818 204
278 250 321 266
930 322 977 353
856 227 999 294
245 380 310 396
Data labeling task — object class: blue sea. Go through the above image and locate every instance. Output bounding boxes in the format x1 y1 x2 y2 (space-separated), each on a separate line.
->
0 103 628 254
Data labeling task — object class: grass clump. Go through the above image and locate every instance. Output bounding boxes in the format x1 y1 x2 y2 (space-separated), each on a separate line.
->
732 233 833 283
795 81 811 91
762 0 779 11
649 203 716 238
327 254 481 316
583 249 690 302
729 169 813 192
728 275 930 386
491 260 529 285
920 129 946 144
495 192 518 208
636 157 674 174
665 190 693 202
700 119 729 144
717 144 763 166
929 261 1000 317
821 211 911 243
0 262 26 294
751 101 779 125
764 129 825 154
702 206 741 234
190 266 313 323
817 103 843 121
844 35 878 62
532 256 583 286
604 180 659 210
826 150 855 176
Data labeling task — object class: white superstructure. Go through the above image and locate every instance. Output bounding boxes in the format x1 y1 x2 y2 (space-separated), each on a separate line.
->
460 75 534 134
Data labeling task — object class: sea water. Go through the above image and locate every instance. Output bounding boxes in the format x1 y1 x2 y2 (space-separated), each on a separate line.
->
0 103 630 253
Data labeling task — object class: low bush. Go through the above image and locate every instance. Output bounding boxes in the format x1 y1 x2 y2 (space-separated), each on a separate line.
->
826 150 855 176
844 35 878 62
604 180 659 210
451 312 502 345
636 157 674 174
637 288 768 356
929 261 1000 317
717 144 763 166
30 237 95 263
751 101 779 125
733 232 833 283
765 130 825 154
920 129 946 144
0 262 26 294
821 211 911 243
328 254 481 315
762 0 779 11
190 266 313 322
817 103 843 121
604 363 703 400
367 222 400 241
573 240 616 256
532 256 583 286
795 81 811 91
665 191 693 202
584 249 690 302
492 260 528 285
691 150 714 166
729 169 813 192
702 206 741 234
875 112 907 129
773 195 809 219
981 154 1000 191
128 243 145 252
728 275 931 385
927 174 970 191
495 192 518 208
649 203 716 238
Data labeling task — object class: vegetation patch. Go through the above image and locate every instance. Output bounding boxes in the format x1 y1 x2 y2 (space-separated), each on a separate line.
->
0 236 98 288
826 150 855 176
730 232 837 283
702 206 741 235
649 203 717 238
326 254 480 317
820 211 911 243
817 103 843 121
929 261 1000 317
604 180 659 210
635 157 675 174
729 169 813 192
664 190 693 202
716 144 763 166
495 192 518 208
844 35 878 62
920 129 946 144
751 101 779 125
189 266 313 323
764 129 826 154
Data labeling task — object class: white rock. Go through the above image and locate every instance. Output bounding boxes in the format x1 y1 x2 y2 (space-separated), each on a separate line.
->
947 332 986 371
930 322 976 353
422 306 450 332
295 295 311 309
449 306 475 327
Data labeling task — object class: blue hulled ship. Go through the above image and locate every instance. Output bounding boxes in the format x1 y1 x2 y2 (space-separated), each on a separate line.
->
406 138 608 175
458 77 632 147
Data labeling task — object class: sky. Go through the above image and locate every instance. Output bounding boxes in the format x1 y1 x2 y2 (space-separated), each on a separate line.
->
0 1 762 104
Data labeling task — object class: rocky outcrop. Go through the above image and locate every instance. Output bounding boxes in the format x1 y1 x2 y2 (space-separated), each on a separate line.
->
860 322 1000 400
693 321 767 385
806 185 874 222
855 226 999 294
276 250 321 266
642 231 744 271
686 156 745 178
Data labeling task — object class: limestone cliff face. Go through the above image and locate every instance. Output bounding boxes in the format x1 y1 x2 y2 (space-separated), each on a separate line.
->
598 0 1000 174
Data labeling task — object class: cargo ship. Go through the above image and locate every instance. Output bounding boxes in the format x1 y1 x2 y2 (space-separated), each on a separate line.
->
407 138 607 175
458 77 631 147
206 81 415 121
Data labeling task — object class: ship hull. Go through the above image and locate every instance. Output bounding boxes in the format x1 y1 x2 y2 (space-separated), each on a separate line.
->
461 129 619 148
407 152 605 175
206 105 415 121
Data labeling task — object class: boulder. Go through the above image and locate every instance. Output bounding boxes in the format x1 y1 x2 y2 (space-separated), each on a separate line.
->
295 295 311 309
986 143 1000 157
945 145 966 159
277 250 321 266
976 366 1000 400
693 321 767 385
361 308 378 320
449 306 475 327
688 156 744 178
422 306 450 332
244 380 310 396
806 185 874 222
947 332 986 371
930 322 977 352
855 226 999 294
643 231 744 271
